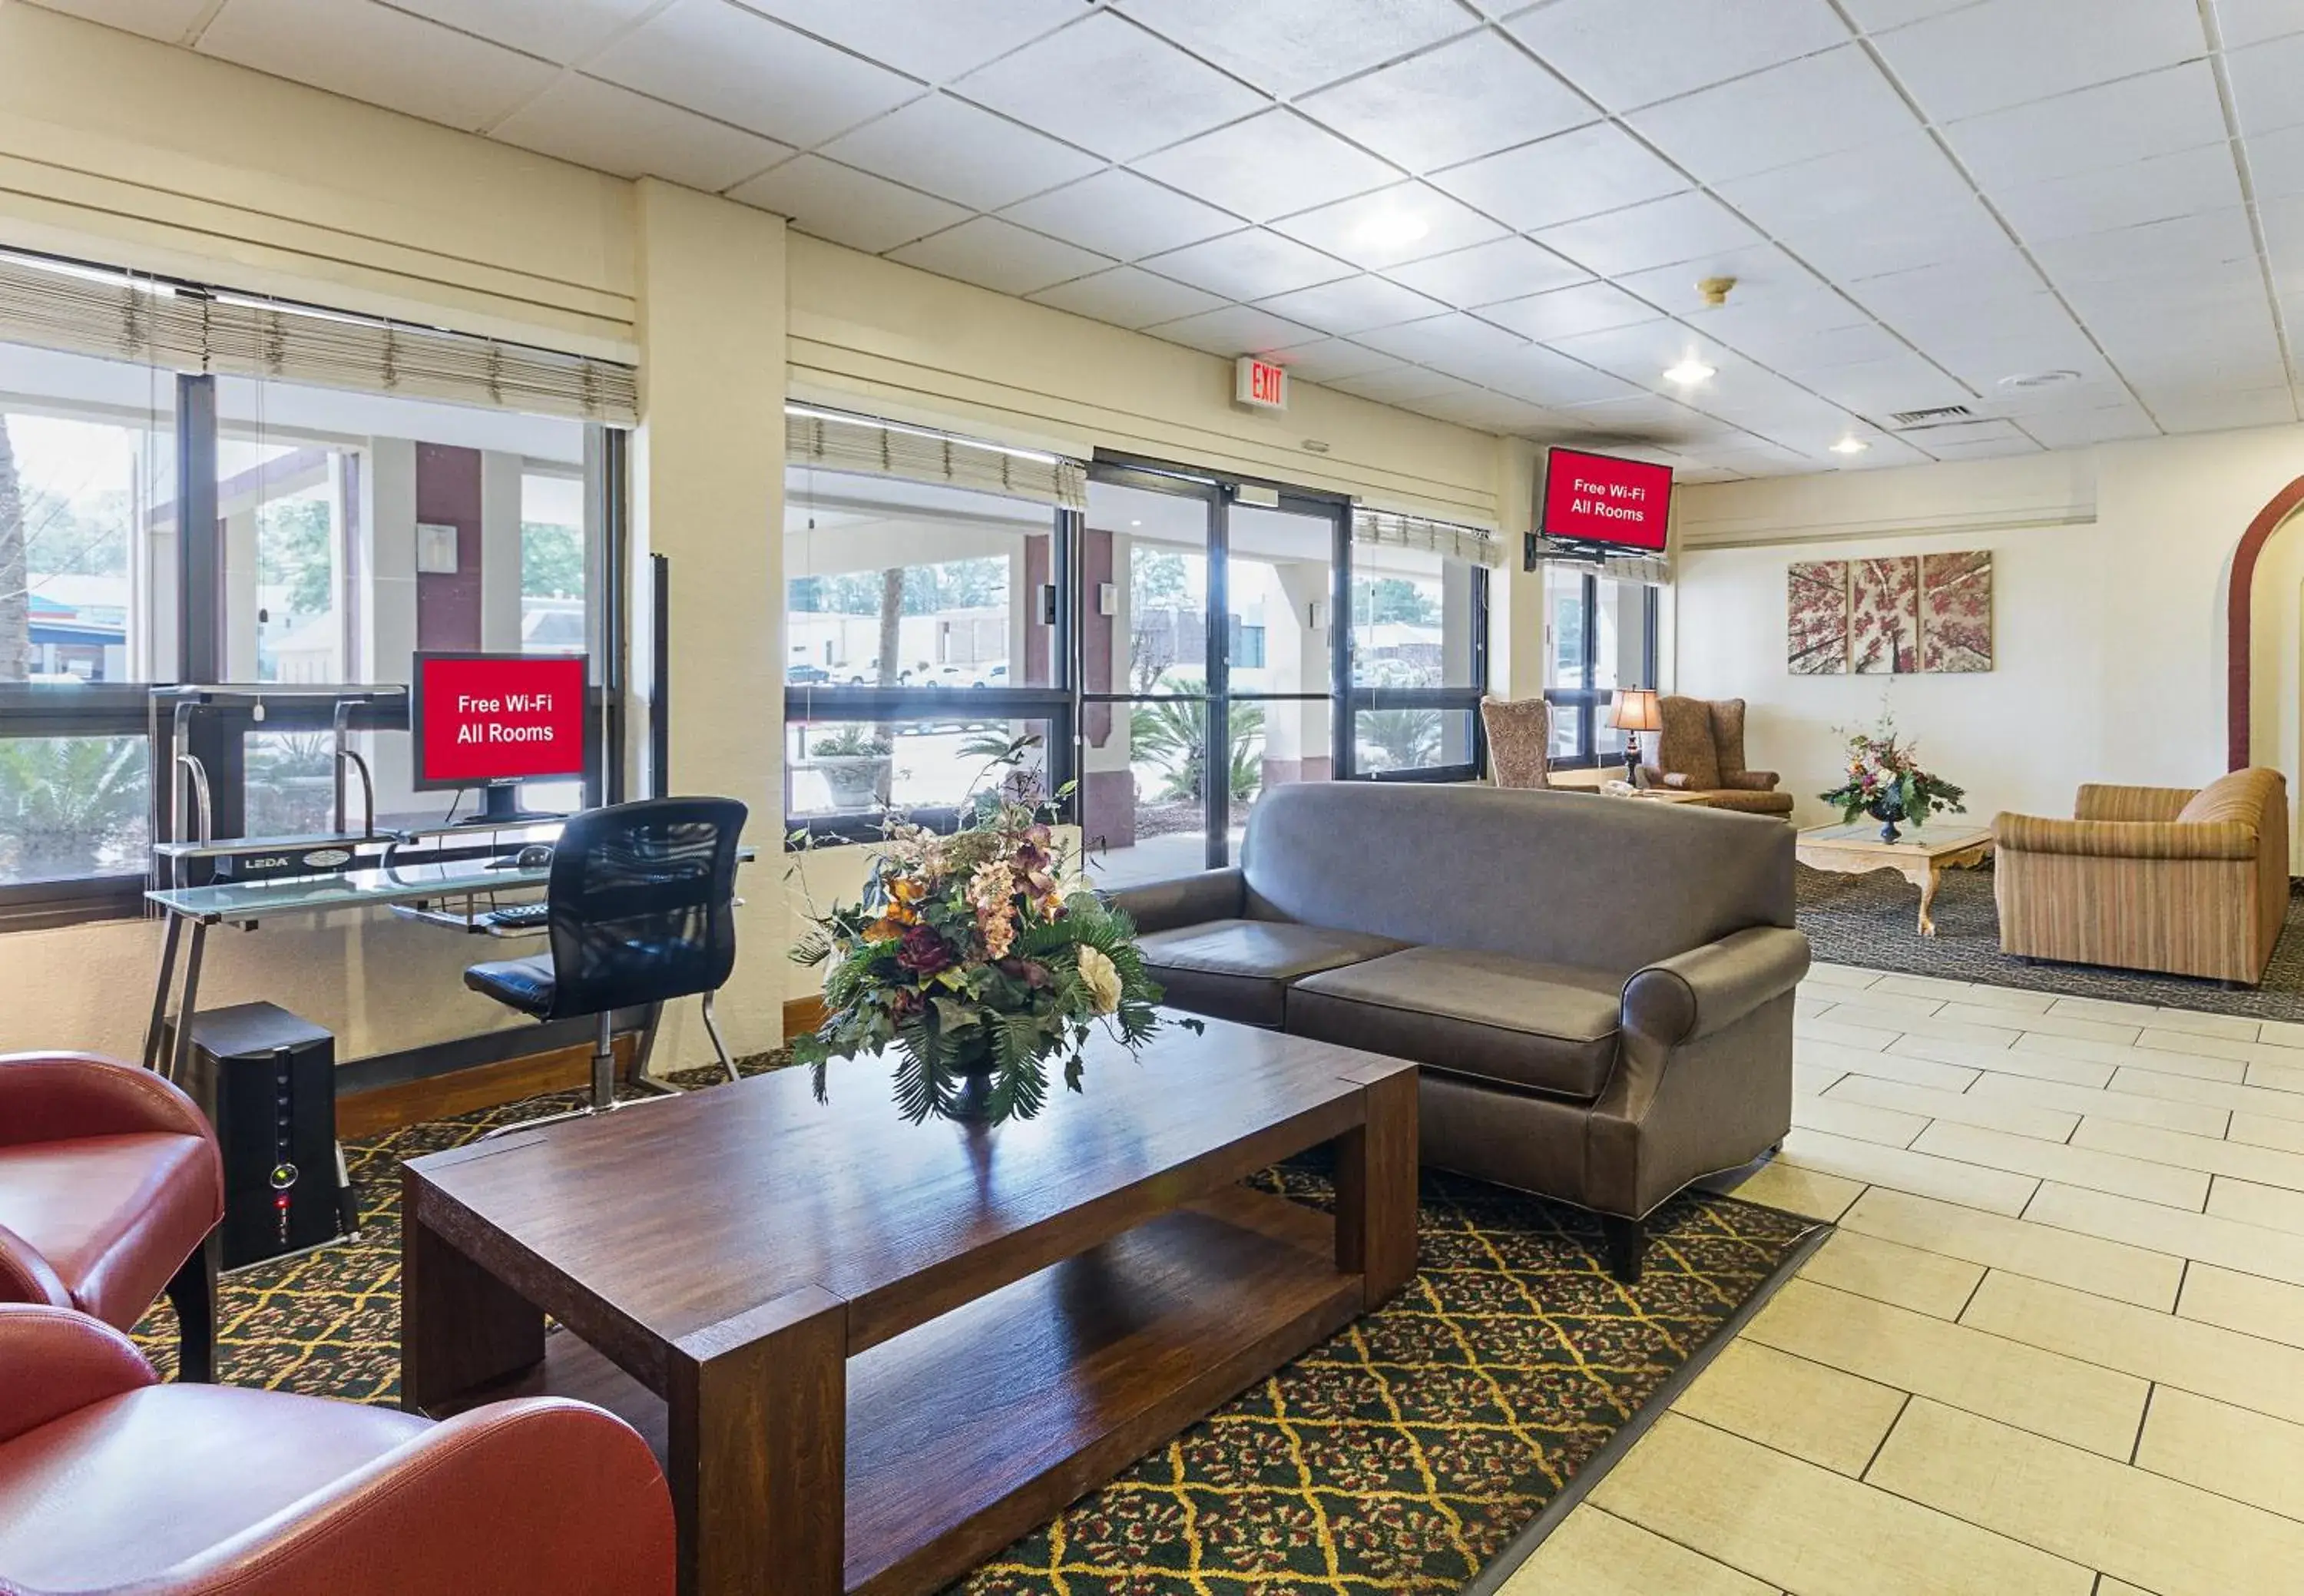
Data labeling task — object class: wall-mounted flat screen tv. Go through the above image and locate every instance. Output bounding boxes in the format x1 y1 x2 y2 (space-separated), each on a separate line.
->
1539 447 1673 553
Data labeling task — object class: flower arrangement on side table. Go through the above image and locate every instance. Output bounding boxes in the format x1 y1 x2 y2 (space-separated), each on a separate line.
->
789 736 1195 1127
1819 715 1967 844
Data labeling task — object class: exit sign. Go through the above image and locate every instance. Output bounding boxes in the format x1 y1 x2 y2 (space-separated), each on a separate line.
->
1235 356 1288 412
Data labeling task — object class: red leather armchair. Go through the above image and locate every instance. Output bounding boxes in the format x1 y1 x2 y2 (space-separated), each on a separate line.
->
0 1303 676 1595
0 1051 224 1380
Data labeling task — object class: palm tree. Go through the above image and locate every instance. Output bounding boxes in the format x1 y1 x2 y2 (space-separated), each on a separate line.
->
0 416 29 683
1130 682 1263 803
0 734 144 879
1359 707 1443 772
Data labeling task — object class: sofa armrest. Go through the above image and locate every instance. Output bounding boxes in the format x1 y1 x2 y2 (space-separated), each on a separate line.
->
0 1051 216 1149
1723 770 1780 792
1105 868 1246 935
0 1222 73 1310
1620 926 1812 1048
0 1303 158 1443
183 1398 676 1596
1994 813 2255 861
2074 783 2196 823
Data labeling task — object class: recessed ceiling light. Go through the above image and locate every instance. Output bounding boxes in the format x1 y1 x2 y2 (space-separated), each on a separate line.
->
1662 357 1716 386
1130 519 1142 528
1353 210 1431 250
1830 437 1870 455
1998 369 2081 389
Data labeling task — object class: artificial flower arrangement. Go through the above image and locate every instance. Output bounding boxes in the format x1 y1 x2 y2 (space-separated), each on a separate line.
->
1819 713 1967 843
789 735 1193 1126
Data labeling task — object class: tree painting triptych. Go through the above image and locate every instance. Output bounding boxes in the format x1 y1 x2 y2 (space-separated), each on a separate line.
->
1787 551 1992 676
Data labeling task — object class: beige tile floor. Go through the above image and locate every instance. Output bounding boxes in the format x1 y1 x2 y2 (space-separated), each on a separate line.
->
1502 964 2304 1596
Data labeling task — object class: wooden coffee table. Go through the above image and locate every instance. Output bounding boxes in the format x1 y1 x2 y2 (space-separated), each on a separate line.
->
401 1019 1418 1596
1796 822 1996 936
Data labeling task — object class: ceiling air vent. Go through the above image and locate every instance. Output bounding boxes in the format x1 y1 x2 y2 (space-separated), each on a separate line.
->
1887 404 1975 429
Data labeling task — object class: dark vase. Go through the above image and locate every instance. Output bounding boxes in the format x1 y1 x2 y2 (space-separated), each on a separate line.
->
1865 792 1907 844
943 1033 1001 1124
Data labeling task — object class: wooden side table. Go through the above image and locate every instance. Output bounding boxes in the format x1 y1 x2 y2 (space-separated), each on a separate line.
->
1795 823 1995 936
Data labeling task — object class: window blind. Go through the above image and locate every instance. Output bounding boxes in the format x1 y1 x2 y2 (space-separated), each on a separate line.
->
1351 508 1505 568
0 249 637 425
786 406 1089 512
1527 536 1671 585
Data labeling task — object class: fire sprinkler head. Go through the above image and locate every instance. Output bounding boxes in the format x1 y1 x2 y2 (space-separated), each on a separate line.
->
1697 276 1737 307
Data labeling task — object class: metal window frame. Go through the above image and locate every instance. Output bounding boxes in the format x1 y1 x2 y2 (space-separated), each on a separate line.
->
1544 570 1661 771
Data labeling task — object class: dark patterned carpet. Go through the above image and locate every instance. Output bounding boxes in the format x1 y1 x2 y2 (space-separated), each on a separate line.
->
1799 859 2304 1021
133 1072 1816 1595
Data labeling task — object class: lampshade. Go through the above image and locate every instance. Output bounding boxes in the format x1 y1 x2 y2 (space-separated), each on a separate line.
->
1610 688 1663 733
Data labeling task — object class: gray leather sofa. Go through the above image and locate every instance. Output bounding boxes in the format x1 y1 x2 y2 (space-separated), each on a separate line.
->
1111 783 1809 1281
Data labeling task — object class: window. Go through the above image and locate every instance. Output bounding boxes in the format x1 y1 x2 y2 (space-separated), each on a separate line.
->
1542 565 1660 767
0 247 632 925
1347 537 1485 781
783 424 1077 841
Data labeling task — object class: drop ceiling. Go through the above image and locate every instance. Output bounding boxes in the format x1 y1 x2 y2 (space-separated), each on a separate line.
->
38 0 2304 482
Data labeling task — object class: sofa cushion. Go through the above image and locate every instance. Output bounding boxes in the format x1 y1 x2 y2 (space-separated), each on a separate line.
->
1289 946 1625 1100
1135 920 1410 1029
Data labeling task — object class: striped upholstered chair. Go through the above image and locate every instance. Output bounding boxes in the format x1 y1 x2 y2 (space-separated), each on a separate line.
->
1479 696 1551 790
1994 768 2289 985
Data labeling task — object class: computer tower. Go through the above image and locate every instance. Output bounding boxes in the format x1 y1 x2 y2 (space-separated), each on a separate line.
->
182 1002 349 1270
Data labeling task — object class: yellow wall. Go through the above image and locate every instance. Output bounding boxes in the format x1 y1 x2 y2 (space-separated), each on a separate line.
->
0 3 1517 1068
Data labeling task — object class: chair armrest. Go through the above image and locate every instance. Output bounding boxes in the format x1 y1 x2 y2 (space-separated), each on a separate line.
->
1640 767 1681 790
0 1222 73 1310
2074 783 2196 823
1621 927 1812 1048
0 1303 157 1442
0 1051 215 1149
1993 813 2255 861
182 1398 676 1596
1723 770 1780 791
1105 867 1245 935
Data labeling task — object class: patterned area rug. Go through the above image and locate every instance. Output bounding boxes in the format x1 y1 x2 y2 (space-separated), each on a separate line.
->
1799 860 2304 1020
134 1076 1815 1595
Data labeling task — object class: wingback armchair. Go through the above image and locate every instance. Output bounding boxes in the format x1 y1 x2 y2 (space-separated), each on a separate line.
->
0 1052 223 1381
1643 697 1795 816
0 1303 675 1595
1479 696 1551 790
1994 768 2289 985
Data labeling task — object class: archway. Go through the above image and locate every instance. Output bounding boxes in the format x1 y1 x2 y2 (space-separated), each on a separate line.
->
2224 475 2304 770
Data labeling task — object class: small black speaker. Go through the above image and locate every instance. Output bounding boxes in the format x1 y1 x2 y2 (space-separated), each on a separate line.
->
182 1002 347 1270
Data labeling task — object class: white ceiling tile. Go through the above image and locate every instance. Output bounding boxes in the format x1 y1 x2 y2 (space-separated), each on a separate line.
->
1503 0 1852 112
1132 111 1402 224
1409 387 1565 432
1026 266 1230 329
2012 402 2162 447
1715 130 1975 227
2250 124 2304 202
1479 281 1665 341
1852 249 2050 311
1994 141 2246 243
1329 366 1490 406
1838 0 1983 30
1942 61 2226 188
2266 195 2304 290
1783 198 2016 282
727 154 970 251
816 94 1098 211
589 0 921 144
1532 190 1762 277
1615 244 1834 323
1796 355 1975 414
1545 319 1736 385
2227 31 2304 135
1450 344 1645 406
725 0 1082 82
1385 237 1590 308
1149 304 1331 358
1873 0 2207 124
1269 183 1506 269
2033 208 2260 290
1627 45 1918 184
1113 0 1477 100
1356 311 1532 366
954 11 1266 162
999 170 1240 262
1138 228 1355 300
886 217 1113 296
22 0 211 41
1560 393 1740 445
1746 320 1916 372
1252 274 1450 335
1918 430 2048 458
194 0 558 131
1265 338 1407 384
2148 386 2300 430
2211 0 2304 48
1428 121 1692 233
492 75 791 189
1296 29 1595 174
384 0 657 62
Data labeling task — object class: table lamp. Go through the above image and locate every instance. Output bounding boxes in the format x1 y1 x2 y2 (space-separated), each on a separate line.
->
1610 689 1662 787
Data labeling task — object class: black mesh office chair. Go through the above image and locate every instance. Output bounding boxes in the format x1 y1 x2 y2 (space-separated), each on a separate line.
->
465 796 747 1133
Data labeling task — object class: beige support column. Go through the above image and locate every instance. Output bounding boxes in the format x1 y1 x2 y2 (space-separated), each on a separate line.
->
1494 437 1544 703
478 450 525 652
631 180 788 1061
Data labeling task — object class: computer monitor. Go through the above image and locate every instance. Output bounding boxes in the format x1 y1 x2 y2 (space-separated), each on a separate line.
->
410 651 588 823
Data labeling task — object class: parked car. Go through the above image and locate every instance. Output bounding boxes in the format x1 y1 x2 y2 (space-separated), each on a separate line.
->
839 659 916 685
786 663 831 684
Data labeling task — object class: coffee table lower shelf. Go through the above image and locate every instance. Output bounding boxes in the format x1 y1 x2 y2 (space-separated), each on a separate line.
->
426 1184 1362 1596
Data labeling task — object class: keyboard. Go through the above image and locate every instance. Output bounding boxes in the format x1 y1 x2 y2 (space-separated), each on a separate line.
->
482 901 551 930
